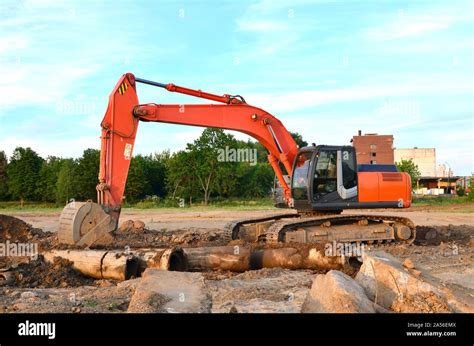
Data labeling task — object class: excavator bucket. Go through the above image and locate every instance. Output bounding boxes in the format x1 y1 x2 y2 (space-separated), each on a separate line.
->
58 202 116 246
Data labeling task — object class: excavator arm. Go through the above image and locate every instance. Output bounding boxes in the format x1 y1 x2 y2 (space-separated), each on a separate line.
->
98 73 298 215
59 73 299 245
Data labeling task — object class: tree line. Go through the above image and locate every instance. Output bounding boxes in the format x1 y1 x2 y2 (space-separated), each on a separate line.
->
0 129 307 206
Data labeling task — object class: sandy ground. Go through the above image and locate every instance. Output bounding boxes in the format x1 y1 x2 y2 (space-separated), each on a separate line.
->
0 205 472 313
6 206 474 234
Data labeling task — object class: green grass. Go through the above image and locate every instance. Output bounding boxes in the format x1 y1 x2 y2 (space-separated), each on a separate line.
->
3 196 471 214
84 299 98 308
123 197 276 210
0 197 278 213
412 195 473 206
0 201 63 213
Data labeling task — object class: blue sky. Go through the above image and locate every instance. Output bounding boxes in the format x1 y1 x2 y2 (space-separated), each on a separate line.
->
0 0 473 175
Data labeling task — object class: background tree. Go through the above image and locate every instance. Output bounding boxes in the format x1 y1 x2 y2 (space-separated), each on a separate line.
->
186 128 236 205
396 159 421 188
166 150 198 205
75 149 100 200
237 163 274 198
124 155 149 202
144 152 169 198
290 132 308 148
0 151 8 200
37 156 63 202
56 159 78 205
7 147 43 205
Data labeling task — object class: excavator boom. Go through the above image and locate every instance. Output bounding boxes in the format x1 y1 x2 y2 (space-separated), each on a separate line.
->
97 73 297 215
59 73 299 245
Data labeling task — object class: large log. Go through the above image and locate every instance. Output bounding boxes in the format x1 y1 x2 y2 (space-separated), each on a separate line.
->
132 247 187 273
43 248 188 280
183 246 251 272
43 249 139 281
183 246 346 272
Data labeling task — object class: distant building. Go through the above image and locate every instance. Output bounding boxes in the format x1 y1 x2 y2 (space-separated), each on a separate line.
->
436 163 451 177
394 147 460 194
351 130 394 164
394 148 436 177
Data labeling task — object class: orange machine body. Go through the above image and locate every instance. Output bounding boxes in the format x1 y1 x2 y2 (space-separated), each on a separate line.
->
357 172 412 207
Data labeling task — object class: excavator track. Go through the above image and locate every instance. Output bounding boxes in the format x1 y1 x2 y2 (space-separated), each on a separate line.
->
223 212 299 241
224 214 416 246
263 214 416 245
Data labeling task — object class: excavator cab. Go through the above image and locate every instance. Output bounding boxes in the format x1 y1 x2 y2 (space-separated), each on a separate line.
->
291 145 357 212
290 145 410 212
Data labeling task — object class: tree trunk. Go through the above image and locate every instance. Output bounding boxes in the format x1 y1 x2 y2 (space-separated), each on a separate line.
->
43 249 139 280
183 246 346 272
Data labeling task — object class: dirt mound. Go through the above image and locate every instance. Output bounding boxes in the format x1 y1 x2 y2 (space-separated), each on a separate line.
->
94 227 227 250
415 224 473 246
0 214 51 244
9 255 95 288
391 291 452 313
0 214 57 269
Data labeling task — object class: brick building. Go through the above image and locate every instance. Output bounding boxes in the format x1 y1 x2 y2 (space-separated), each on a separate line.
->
351 130 394 164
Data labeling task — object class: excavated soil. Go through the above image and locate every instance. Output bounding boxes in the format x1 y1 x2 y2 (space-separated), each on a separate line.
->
0 214 56 252
0 214 94 289
94 226 228 249
10 256 95 288
415 224 472 246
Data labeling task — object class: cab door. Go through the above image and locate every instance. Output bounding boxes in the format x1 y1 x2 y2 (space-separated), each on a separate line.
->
312 149 338 201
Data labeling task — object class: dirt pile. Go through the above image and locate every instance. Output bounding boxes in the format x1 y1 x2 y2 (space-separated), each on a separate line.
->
0 214 53 245
97 227 227 249
9 256 95 288
391 291 451 313
0 214 56 269
415 224 473 245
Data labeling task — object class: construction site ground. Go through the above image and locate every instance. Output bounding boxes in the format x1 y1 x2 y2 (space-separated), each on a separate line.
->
0 204 472 313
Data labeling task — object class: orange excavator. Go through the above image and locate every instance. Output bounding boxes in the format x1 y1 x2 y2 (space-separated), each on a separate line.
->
58 73 415 246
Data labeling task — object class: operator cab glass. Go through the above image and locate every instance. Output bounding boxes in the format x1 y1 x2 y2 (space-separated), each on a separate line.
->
291 151 313 200
313 150 337 199
291 146 358 210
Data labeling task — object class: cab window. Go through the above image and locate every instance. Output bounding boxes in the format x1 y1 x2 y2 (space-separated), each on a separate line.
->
291 152 312 200
313 150 337 198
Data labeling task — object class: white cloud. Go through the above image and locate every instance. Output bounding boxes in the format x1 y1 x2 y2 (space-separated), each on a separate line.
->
244 80 474 114
236 20 288 32
0 62 99 111
0 35 29 53
366 19 451 41
365 9 472 42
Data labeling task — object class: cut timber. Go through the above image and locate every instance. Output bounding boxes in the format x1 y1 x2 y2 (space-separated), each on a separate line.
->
183 246 251 272
250 248 345 270
132 248 187 273
43 250 138 281
183 246 346 272
302 270 376 313
127 269 211 313
356 250 474 313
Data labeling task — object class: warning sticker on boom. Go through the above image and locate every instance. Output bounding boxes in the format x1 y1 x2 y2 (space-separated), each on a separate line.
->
118 82 129 95
124 143 132 160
